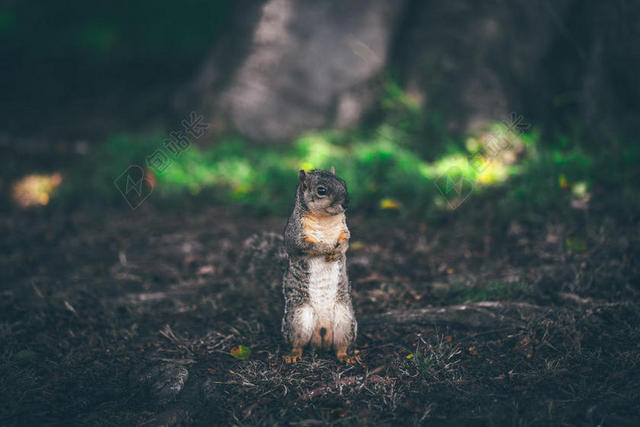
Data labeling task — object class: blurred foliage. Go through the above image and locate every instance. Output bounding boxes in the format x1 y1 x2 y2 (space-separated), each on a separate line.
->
26 75 633 219
57 103 639 221
375 74 461 161
0 1 234 133
3 3 638 223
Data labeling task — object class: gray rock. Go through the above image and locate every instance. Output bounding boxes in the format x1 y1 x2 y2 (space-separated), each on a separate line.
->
134 363 189 406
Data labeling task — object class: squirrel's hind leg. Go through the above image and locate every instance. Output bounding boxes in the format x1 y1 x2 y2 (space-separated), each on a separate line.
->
332 302 357 363
283 304 316 363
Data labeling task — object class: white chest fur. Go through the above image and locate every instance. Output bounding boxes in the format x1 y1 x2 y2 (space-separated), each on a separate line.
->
307 257 340 314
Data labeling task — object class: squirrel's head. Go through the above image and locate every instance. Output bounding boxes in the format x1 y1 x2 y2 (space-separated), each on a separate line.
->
298 167 349 216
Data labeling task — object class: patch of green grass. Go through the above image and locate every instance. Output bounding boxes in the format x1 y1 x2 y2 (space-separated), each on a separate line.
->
54 78 639 218
62 124 536 215
449 282 536 304
61 123 638 218
403 334 462 381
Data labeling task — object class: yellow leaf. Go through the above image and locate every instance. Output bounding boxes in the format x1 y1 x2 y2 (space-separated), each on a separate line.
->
350 241 364 251
230 345 252 360
558 173 570 189
380 198 400 210
299 162 315 172
406 353 414 359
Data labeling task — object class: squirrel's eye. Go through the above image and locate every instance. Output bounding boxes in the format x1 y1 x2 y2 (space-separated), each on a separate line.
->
316 186 327 196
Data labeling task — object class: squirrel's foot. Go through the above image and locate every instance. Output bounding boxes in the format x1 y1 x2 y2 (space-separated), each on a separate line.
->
284 347 303 364
336 350 359 364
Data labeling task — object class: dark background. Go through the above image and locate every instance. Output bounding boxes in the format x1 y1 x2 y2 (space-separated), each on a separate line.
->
1 1 639 425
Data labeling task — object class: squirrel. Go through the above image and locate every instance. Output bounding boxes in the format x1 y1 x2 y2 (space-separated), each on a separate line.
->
281 167 357 363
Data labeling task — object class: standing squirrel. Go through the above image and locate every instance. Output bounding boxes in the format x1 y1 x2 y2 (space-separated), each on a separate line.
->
281 167 357 363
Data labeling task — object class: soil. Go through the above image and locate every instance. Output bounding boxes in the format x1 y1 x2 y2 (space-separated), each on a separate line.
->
1 195 639 425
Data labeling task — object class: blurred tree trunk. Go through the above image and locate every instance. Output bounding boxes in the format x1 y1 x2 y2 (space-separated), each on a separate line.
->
395 0 640 140
541 0 640 139
178 0 407 143
179 0 640 144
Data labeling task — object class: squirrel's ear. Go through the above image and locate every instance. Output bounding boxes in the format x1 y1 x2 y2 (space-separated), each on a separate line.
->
330 166 335 175
298 170 306 183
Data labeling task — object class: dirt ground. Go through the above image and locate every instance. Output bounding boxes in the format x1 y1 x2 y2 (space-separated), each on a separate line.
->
1 191 639 426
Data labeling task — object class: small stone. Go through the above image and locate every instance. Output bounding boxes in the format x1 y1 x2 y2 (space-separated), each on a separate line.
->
134 363 189 405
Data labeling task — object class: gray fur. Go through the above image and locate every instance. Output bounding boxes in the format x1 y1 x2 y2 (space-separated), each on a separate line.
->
281 169 357 359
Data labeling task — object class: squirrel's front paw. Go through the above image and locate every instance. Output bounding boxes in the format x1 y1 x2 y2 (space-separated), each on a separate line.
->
337 231 349 244
325 249 337 262
328 245 347 262
324 248 343 262
335 233 349 251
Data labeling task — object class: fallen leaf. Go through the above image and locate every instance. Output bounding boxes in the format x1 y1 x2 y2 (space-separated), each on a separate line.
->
230 345 252 360
514 336 538 358
558 173 570 189
15 349 37 361
380 198 400 210
350 241 364 251
565 237 587 252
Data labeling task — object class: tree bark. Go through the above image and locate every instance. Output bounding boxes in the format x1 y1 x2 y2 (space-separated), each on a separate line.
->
183 0 407 143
